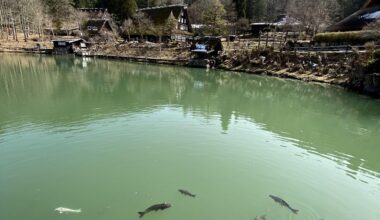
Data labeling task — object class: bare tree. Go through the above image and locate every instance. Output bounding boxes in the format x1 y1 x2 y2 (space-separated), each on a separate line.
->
189 0 227 35
122 18 134 41
133 11 154 41
287 0 337 36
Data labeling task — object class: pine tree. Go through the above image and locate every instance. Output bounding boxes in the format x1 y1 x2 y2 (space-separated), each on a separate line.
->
252 0 266 21
107 0 137 21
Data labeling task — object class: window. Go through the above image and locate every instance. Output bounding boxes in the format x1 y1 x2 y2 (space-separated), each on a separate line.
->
87 26 98 31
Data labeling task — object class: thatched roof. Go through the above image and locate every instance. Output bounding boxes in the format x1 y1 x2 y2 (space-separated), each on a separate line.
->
86 19 114 33
138 5 184 25
327 0 380 32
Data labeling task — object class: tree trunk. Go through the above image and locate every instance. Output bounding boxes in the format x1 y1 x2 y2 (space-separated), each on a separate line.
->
272 28 276 48
21 15 27 42
0 7 3 39
10 9 17 41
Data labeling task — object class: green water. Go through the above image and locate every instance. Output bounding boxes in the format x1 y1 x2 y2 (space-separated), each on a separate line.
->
1 54 380 220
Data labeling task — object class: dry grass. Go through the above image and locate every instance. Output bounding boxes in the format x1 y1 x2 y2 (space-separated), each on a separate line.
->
0 34 53 50
91 43 191 60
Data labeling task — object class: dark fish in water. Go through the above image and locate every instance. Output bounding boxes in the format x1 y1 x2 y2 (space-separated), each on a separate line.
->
178 189 196 197
253 215 266 220
138 203 171 218
269 195 299 214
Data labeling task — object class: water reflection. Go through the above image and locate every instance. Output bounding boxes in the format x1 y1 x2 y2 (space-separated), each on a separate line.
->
1 54 380 182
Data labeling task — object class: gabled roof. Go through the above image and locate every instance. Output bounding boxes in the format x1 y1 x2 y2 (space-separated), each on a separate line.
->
86 19 115 33
52 38 85 44
137 4 186 25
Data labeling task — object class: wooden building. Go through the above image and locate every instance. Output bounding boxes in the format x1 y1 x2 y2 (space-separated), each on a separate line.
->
189 36 223 68
327 0 380 32
52 39 86 55
136 4 193 42
78 8 116 41
250 15 302 37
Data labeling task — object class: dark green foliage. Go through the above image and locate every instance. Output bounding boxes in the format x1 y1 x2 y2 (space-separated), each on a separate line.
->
252 0 266 21
107 0 138 20
136 0 158 8
335 0 367 21
368 50 380 73
367 59 380 73
235 0 249 18
72 0 98 7
374 49 380 59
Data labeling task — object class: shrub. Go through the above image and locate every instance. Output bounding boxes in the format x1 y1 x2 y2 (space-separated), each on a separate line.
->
313 31 380 45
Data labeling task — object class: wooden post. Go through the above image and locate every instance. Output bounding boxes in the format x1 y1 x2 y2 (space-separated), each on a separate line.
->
265 30 269 49
258 31 261 50
272 28 276 49
280 31 288 53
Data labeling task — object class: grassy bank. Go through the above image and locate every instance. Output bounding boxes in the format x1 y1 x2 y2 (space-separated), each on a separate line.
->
220 49 380 97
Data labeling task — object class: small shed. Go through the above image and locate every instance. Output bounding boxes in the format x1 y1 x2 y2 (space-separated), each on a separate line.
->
190 36 223 57
52 39 86 55
250 22 273 37
189 36 223 68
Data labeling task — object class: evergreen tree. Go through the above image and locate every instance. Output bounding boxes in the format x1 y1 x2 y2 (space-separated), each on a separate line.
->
72 0 97 7
335 0 367 20
107 0 138 21
189 0 227 35
252 0 266 21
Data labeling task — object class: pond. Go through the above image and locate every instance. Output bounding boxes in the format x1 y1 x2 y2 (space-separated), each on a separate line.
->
1 54 380 220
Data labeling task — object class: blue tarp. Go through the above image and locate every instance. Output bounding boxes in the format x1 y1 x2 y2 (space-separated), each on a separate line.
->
192 43 208 53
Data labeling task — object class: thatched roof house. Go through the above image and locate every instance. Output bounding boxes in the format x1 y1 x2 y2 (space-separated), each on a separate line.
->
78 8 116 41
86 19 115 34
137 4 193 42
327 0 380 32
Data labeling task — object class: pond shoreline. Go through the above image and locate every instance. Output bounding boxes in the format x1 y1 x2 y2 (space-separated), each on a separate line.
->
1 49 379 98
